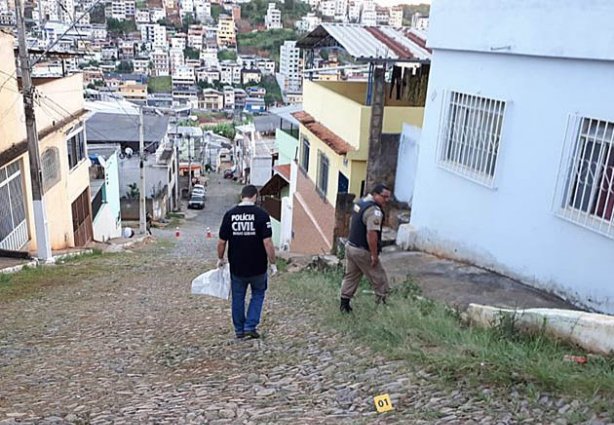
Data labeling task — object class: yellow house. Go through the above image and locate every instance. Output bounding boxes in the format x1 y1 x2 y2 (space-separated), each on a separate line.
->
0 32 92 254
118 82 148 101
217 15 236 48
291 79 425 254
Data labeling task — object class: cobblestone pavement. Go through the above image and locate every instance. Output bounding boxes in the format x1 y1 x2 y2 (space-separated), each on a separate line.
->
0 175 612 424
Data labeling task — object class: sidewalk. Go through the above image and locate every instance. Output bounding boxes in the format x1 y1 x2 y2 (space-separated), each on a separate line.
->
381 248 578 311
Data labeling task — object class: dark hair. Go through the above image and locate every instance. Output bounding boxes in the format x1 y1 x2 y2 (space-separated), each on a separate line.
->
241 184 258 198
370 183 391 195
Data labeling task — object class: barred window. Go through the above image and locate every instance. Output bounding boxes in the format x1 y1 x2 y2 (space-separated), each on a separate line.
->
439 91 506 186
557 116 614 238
42 147 61 192
317 151 329 196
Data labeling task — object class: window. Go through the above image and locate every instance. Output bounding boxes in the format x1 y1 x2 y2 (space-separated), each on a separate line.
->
317 151 329 195
41 147 61 192
67 128 86 170
439 91 506 186
556 116 614 238
300 137 310 172
0 160 28 251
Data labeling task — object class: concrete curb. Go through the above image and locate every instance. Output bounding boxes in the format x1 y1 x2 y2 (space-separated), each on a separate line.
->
465 303 614 355
0 249 93 275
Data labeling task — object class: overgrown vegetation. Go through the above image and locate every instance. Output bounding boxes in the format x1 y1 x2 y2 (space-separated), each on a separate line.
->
147 76 172 93
217 49 238 62
258 75 283 106
115 60 134 73
278 268 614 402
184 46 200 60
240 0 310 27
204 122 235 139
106 18 137 37
401 3 430 26
237 29 297 63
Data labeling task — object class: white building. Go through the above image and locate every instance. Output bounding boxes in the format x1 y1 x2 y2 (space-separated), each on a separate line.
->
265 2 282 30
402 0 614 314
135 10 150 23
110 0 135 20
181 0 194 17
200 47 219 67
360 0 376 26
348 0 360 22
150 7 166 23
194 0 211 21
140 24 167 49
133 58 150 75
319 0 335 17
223 86 235 109
151 49 170 76
296 12 321 33
172 65 196 85
412 12 429 31
389 6 403 28
279 40 301 92
169 47 185 73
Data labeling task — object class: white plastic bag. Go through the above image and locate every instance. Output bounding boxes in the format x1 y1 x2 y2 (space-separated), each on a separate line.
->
191 265 231 300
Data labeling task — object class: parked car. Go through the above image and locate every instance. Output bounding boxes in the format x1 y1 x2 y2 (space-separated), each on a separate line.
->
191 184 206 198
188 195 205 209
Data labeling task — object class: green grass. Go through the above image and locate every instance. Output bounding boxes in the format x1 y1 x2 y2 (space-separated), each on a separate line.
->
148 76 172 93
237 29 297 64
278 268 614 400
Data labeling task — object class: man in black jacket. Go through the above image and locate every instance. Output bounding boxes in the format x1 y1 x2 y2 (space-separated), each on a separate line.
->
340 184 392 313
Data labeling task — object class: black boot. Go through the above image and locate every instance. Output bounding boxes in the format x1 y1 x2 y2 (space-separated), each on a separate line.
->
340 297 353 313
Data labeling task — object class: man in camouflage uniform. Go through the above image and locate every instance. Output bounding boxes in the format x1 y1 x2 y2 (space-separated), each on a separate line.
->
340 184 392 313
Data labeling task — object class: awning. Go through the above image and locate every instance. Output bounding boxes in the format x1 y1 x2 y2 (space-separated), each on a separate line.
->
260 172 289 197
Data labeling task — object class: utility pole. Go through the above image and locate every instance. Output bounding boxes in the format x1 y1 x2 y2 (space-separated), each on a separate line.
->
139 107 146 233
15 0 53 262
187 134 192 194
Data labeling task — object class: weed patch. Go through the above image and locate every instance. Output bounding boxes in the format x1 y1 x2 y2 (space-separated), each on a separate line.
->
277 269 614 400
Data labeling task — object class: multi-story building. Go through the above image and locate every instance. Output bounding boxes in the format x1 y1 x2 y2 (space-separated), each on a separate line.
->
334 0 347 22
200 88 224 110
279 40 302 92
150 7 166 23
91 24 107 40
180 0 194 17
375 6 389 25
119 82 148 101
187 24 204 50
223 86 235 109
217 14 236 47
140 24 167 49
411 12 429 30
348 1 360 22
220 61 238 85
200 47 219 67
151 48 170 76
296 12 321 33
135 10 150 23
389 6 403 28
172 65 196 85
319 0 335 17
265 3 282 30
132 58 150 75
241 68 262 85
170 35 187 50
360 0 376 26
169 46 185 73
110 0 136 20
196 67 220 84
193 0 211 21
0 32 94 252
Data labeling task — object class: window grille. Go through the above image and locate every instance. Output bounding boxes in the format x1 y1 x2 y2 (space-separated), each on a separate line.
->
438 91 506 186
0 160 28 250
317 151 329 195
555 115 614 238
300 137 310 172
42 147 61 192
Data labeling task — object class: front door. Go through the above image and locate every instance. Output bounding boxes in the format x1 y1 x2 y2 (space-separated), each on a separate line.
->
71 188 93 247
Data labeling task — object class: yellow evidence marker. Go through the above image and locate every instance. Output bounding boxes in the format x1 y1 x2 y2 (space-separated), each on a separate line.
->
374 394 393 413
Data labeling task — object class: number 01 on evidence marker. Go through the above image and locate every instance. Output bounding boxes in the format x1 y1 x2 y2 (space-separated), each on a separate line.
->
374 394 393 413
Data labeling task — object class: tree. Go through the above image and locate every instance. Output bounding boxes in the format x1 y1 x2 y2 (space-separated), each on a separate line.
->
184 46 200 60
116 60 134 73
107 18 137 37
90 4 106 24
217 49 238 62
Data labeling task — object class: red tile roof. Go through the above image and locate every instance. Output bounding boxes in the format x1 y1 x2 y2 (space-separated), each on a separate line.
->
274 164 291 181
291 111 354 155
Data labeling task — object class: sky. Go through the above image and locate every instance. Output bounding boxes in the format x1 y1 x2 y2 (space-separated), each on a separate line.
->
375 0 431 7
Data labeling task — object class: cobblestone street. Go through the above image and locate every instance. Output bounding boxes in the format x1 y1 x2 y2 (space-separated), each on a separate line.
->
0 175 612 425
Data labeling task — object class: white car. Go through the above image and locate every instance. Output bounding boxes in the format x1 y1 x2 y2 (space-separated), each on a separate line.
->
192 187 206 198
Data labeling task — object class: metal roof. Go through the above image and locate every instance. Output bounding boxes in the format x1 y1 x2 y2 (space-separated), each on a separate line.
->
296 24 431 62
